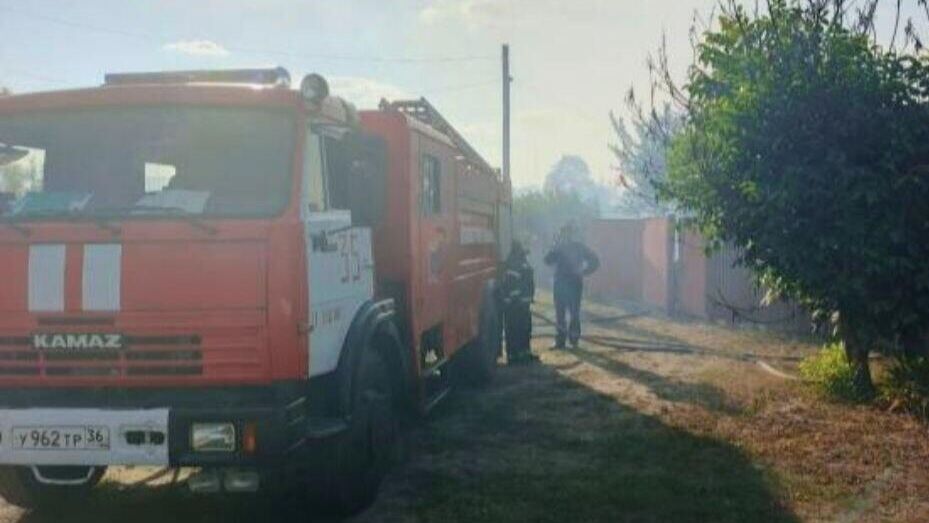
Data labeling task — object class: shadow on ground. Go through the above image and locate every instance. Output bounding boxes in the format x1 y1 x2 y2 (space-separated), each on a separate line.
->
9 483 309 523
5 363 794 523
569 345 743 415
357 363 795 523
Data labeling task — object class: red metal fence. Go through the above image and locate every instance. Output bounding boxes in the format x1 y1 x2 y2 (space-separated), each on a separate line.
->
584 217 811 332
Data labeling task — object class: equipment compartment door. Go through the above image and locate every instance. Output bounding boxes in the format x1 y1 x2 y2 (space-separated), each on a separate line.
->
415 146 452 347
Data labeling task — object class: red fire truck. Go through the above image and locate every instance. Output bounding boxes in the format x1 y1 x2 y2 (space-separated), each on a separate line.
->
0 68 512 513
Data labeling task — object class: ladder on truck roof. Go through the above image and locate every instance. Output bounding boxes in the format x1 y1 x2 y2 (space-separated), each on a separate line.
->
380 97 498 177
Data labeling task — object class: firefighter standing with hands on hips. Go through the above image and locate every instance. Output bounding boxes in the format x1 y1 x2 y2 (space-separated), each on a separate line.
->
545 221 599 350
502 241 537 365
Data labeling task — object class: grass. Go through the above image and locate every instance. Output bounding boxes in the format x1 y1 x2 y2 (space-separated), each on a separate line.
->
394 366 795 523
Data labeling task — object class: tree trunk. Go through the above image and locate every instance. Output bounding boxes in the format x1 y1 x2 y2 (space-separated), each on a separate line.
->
844 334 875 399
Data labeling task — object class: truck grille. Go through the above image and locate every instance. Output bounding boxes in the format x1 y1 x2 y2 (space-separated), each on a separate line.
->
0 335 203 378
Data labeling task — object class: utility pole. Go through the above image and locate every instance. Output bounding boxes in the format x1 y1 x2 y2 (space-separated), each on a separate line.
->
502 44 511 182
502 43 514 259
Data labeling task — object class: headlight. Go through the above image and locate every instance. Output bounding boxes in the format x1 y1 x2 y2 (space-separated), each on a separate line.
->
190 423 236 452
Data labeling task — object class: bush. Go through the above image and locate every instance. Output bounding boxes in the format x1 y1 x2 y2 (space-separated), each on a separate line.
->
800 345 929 416
799 343 864 402
881 357 929 419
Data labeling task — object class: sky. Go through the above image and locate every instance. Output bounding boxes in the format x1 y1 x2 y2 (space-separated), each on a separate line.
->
0 1 923 190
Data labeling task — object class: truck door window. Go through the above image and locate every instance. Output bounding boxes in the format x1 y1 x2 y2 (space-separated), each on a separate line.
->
319 131 387 227
303 132 327 212
421 154 441 216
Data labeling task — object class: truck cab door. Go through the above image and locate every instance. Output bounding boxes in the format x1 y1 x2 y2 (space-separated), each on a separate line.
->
301 127 377 378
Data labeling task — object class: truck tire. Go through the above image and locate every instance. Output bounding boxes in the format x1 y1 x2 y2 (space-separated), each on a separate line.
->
0 466 106 510
459 294 502 386
309 349 397 516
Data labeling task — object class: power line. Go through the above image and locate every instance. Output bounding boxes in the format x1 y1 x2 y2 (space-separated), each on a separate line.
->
0 4 496 64
0 4 152 41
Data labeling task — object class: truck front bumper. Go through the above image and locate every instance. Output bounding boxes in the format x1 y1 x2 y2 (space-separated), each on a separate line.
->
0 383 307 468
0 408 170 466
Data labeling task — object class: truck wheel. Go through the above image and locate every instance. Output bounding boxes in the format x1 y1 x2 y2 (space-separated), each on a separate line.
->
460 296 502 386
310 350 397 516
0 466 106 510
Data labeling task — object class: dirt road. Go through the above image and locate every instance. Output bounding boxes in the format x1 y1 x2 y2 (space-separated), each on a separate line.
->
3 295 928 522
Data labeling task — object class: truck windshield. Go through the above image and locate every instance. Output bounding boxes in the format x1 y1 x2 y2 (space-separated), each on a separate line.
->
0 106 295 220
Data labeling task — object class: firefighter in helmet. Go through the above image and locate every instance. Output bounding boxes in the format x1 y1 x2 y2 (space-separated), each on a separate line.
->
502 241 536 364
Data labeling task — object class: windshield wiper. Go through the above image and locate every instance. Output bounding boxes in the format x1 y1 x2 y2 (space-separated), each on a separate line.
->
94 205 218 236
4 206 218 237
136 206 217 236
1 209 119 237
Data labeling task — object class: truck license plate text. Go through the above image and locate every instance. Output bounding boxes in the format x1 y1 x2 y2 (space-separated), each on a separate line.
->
12 426 110 450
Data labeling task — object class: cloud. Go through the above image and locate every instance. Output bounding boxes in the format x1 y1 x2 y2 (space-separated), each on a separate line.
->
417 0 496 26
417 0 582 28
163 40 230 57
327 76 411 109
418 4 443 25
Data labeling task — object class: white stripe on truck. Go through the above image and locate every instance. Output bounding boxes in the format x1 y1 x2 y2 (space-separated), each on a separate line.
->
28 244 66 312
82 244 122 311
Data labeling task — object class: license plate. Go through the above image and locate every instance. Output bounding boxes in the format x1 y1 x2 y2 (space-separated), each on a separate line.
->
12 426 110 450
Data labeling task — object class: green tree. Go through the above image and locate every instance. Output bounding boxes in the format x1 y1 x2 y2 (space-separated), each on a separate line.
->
514 155 601 251
514 156 601 274
543 155 598 200
663 0 929 394
514 189 598 251
513 186 597 233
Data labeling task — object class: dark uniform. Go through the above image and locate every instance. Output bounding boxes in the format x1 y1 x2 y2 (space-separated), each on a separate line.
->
544 237 599 349
502 243 535 364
